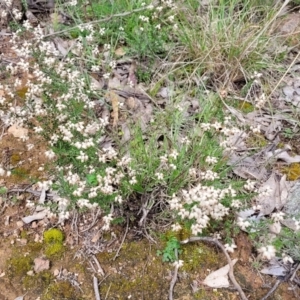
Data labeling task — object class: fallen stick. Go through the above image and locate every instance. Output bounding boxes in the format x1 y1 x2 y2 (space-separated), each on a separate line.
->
181 237 248 300
168 248 179 300
93 275 101 300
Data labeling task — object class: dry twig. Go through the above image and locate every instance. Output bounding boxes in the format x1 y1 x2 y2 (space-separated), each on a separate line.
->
113 217 129 261
181 237 248 300
168 248 179 300
93 275 101 300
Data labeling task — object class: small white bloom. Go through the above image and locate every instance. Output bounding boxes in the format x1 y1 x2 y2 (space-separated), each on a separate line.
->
237 217 250 231
258 245 276 260
224 243 237 253
282 253 294 264
172 260 183 268
171 223 182 231
155 172 164 180
271 212 285 222
45 150 56 160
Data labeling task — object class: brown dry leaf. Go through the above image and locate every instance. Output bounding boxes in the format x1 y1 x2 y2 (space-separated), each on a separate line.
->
256 174 292 215
34 257 50 273
276 13 300 35
227 153 267 180
0 89 4 97
266 149 300 164
121 123 131 144
50 12 64 25
91 231 101 243
125 97 141 111
115 47 126 57
89 76 104 90
128 62 137 87
106 91 119 127
7 124 28 138
203 258 238 288
108 77 122 89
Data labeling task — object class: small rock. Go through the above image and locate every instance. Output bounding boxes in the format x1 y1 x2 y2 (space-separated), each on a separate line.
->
27 270 34 276
16 221 24 228
4 216 10 226
31 221 38 229
34 234 40 243
295 88 300 96
34 257 50 273
62 268 68 276
19 239 27 245
283 86 295 97
53 269 60 277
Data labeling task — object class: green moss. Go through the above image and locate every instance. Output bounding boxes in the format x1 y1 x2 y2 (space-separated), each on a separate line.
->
23 270 53 292
6 254 33 278
20 230 28 239
26 242 43 252
10 153 21 165
98 240 168 299
246 133 268 148
45 242 64 258
282 163 300 181
181 242 221 273
43 228 64 244
43 228 64 258
41 281 79 300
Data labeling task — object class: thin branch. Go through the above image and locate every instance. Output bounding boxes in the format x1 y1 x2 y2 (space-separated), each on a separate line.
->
80 208 101 232
182 237 248 300
169 248 179 300
261 262 300 300
260 279 281 300
113 217 129 261
93 275 101 300
92 254 105 276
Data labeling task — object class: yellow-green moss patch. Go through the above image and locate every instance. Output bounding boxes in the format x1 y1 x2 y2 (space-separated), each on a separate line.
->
41 281 80 300
6 254 33 279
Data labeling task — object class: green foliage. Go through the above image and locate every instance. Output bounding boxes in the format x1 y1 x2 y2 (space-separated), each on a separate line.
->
0 186 7 194
157 236 182 262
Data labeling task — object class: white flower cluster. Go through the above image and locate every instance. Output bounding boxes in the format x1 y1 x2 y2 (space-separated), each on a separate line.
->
169 183 234 235
258 245 276 260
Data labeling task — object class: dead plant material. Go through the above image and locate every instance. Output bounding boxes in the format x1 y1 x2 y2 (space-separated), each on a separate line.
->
181 237 248 300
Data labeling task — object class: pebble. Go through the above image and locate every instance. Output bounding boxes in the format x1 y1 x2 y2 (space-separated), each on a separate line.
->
16 221 24 228
283 86 295 97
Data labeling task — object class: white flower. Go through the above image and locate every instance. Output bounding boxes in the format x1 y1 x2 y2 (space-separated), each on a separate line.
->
237 217 250 231
172 260 183 268
282 253 294 264
258 245 276 260
205 156 218 164
271 212 285 222
169 149 179 159
224 243 237 253
171 223 182 231
155 172 164 180
231 200 241 208
45 150 56 160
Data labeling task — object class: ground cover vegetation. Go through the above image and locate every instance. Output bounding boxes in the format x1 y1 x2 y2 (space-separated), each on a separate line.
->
0 0 300 299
